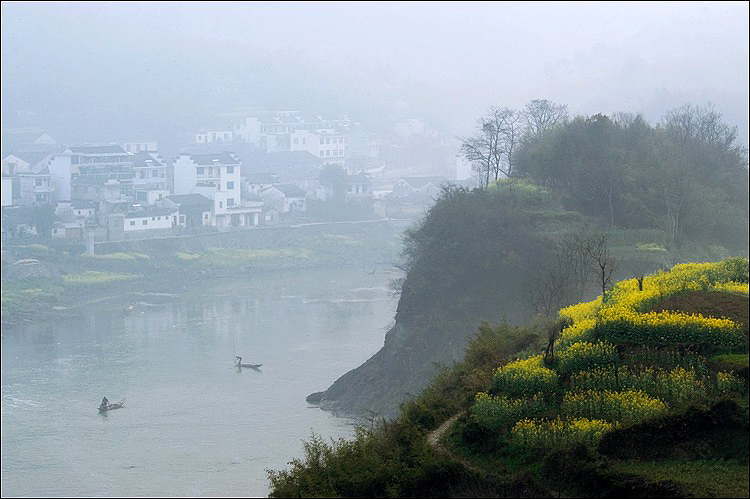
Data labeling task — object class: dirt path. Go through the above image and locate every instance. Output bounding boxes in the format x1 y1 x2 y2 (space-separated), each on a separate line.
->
426 411 480 473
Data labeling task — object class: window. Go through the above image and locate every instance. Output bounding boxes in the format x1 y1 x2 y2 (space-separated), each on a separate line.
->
197 167 204 175
226 181 234 190
180 215 186 223
227 198 235 207
142 220 148 225
130 221 136 226
320 138 324 145
325 138 331 144
35 178 43 187
152 217 156 221
152 170 158 177
226 166 234 174
219 201 223 208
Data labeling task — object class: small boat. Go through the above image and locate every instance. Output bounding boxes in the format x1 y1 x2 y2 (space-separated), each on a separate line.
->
98 398 126 412
122 305 135 313
235 356 262 369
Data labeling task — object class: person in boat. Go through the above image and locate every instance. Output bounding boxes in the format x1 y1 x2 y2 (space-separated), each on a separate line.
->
99 397 109 410
235 356 242 367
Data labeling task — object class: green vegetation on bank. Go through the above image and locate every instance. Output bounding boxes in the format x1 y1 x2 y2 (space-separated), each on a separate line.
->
0 222 403 328
268 259 749 497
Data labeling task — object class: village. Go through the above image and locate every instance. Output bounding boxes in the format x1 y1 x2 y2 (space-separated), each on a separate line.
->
1 111 469 247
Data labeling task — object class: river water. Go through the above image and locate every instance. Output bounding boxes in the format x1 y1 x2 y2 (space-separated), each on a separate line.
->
1 267 397 497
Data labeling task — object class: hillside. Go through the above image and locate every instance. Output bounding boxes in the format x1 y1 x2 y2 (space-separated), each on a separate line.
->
268 258 749 497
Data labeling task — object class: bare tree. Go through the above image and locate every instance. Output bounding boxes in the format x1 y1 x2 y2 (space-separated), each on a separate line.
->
458 106 526 186
497 108 524 178
529 233 593 316
523 99 568 142
583 234 618 300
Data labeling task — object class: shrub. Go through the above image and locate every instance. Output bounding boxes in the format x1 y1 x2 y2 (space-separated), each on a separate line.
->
716 371 747 395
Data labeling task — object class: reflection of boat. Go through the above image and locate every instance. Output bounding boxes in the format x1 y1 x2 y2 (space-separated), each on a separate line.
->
235 356 262 369
98 398 126 412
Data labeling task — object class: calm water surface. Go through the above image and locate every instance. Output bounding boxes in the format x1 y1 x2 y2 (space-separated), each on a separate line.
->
1 268 397 497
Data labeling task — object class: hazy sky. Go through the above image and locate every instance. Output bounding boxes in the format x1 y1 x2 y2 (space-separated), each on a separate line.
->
2 1 748 145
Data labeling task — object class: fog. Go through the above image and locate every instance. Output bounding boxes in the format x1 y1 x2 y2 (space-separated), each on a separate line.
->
2 2 748 148
2 3 749 497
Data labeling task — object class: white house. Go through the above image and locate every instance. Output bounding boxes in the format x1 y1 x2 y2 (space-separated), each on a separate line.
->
290 129 349 167
172 153 261 227
391 176 449 200
132 152 168 206
233 117 262 145
17 172 54 206
195 130 233 145
346 173 373 200
71 200 97 221
122 140 158 153
123 207 179 232
261 184 307 213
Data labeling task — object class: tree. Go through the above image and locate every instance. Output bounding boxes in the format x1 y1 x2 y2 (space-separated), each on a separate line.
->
458 106 525 187
583 234 617 300
523 99 568 142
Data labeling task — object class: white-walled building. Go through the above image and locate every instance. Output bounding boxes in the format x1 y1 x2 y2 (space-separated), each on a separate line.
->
195 130 233 145
122 140 158 153
132 152 168 206
173 153 261 227
290 129 349 167
261 184 307 213
123 207 179 232
17 172 54 206
233 117 261 145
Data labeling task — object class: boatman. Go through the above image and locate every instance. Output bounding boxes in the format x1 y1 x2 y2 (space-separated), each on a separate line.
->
100 397 109 410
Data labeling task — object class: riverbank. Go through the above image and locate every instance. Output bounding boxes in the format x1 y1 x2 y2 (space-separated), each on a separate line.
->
1 220 407 330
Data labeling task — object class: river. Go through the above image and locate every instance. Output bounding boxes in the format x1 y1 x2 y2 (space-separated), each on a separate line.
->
1 267 398 497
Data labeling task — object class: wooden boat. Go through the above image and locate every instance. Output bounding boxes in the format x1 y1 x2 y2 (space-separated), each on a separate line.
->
235 356 262 369
122 305 135 313
98 398 126 412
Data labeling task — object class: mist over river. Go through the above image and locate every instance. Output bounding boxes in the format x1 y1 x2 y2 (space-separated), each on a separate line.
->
1 267 397 497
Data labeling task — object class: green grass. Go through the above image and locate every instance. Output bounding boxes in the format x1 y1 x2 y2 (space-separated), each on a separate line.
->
610 459 749 498
84 252 150 260
62 271 140 285
710 354 749 369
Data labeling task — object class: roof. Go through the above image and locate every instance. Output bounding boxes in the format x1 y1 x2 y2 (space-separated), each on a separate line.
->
265 184 306 198
246 172 279 184
164 193 212 208
68 145 130 155
241 150 320 168
188 153 239 166
124 208 177 219
132 152 163 167
3 151 51 166
72 200 98 209
398 176 450 189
